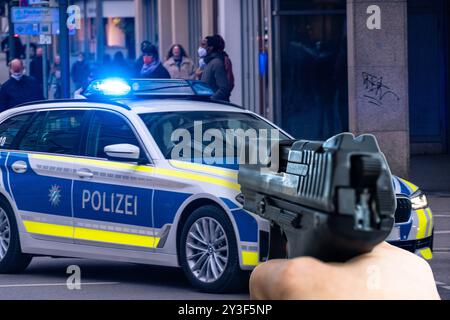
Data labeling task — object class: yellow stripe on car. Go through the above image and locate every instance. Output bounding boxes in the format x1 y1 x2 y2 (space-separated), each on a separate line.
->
30 154 241 191
169 160 238 180
400 178 419 193
242 251 259 266
153 167 240 191
74 227 160 248
419 248 433 260
416 209 428 239
23 220 73 239
23 220 160 249
426 208 433 237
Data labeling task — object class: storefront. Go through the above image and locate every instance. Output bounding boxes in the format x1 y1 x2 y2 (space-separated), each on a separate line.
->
73 0 136 60
408 0 449 154
236 0 449 177
271 0 348 141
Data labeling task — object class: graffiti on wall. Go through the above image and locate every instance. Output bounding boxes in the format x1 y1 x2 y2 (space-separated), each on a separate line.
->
362 72 400 107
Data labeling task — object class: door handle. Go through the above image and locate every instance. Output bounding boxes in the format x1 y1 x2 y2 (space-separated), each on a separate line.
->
11 161 27 174
76 169 94 179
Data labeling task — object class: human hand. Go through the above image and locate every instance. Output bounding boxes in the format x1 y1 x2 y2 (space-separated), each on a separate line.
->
250 242 440 300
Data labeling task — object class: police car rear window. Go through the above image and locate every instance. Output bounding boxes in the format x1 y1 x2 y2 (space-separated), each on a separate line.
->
0 113 33 150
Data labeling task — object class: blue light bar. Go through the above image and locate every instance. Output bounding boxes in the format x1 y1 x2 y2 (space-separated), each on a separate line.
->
87 79 132 97
83 78 214 99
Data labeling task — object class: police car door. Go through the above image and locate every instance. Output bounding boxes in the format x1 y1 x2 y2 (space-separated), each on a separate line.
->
72 110 156 251
5 110 86 243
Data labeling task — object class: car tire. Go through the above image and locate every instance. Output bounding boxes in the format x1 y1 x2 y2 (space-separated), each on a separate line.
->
179 205 248 293
0 198 32 273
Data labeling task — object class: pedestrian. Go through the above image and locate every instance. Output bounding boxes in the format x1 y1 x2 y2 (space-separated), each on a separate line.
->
74 65 100 98
71 52 90 92
0 59 44 112
163 44 195 79
195 38 208 80
1 35 24 66
134 40 153 76
138 44 170 79
201 35 231 101
110 51 132 78
216 35 235 94
49 55 62 99
30 47 47 94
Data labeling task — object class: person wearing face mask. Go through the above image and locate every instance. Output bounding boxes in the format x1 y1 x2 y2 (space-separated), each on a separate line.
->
200 35 231 101
195 39 208 80
0 59 44 112
135 42 170 79
163 44 195 79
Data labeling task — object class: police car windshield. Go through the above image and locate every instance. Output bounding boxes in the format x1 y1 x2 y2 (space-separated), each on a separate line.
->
140 111 289 164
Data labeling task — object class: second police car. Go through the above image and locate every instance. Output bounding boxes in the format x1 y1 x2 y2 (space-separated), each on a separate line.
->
0 79 434 293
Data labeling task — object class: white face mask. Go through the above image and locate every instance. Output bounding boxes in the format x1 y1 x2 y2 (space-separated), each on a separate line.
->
198 47 207 58
11 72 23 81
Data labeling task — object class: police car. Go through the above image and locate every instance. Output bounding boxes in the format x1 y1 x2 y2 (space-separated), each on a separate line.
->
0 79 433 293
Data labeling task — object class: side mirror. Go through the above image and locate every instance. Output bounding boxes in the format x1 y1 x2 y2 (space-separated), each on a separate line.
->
104 144 141 162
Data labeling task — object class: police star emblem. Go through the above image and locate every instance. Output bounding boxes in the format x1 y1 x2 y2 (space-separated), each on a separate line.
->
48 185 62 207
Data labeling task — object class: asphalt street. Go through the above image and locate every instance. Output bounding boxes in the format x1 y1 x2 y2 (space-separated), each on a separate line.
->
0 196 448 300
0 258 249 300
428 196 450 300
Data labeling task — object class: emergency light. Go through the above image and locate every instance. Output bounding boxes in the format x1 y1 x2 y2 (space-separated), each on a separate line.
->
84 78 215 100
89 79 132 97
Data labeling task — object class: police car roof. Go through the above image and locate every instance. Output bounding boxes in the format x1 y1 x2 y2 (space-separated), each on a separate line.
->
119 98 248 114
5 98 247 117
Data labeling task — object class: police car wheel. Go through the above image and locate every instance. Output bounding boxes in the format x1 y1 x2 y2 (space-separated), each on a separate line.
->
0 199 32 273
180 205 248 293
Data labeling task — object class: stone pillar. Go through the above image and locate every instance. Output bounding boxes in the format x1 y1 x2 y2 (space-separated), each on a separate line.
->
201 0 215 37
135 0 145 57
217 0 243 105
171 0 189 51
347 0 410 178
158 0 173 58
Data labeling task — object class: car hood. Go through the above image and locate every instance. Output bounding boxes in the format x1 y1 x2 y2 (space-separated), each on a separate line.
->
392 175 419 197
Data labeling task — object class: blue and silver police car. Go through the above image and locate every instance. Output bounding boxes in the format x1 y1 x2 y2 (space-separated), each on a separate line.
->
0 79 434 293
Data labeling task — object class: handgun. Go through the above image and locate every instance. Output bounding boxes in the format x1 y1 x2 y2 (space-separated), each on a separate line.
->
238 133 396 262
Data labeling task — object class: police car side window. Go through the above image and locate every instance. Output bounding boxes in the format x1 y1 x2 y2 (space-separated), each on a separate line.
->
18 112 46 151
19 110 85 155
0 113 33 149
85 111 142 160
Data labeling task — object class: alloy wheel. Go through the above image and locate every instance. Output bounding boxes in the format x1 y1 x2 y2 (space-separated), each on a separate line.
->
185 217 229 283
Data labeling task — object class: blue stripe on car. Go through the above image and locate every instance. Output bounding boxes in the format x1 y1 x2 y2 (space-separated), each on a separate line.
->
153 190 191 228
231 209 258 242
220 197 240 210
399 180 411 196
399 221 413 240
8 153 72 217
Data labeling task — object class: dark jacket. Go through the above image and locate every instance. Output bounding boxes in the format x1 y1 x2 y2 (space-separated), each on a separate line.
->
71 60 90 88
0 75 44 112
201 52 230 101
135 56 170 79
30 56 47 90
139 61 171 79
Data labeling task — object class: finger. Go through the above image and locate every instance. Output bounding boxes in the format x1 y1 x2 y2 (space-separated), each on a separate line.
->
250 259 288 300
250 257 325 300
